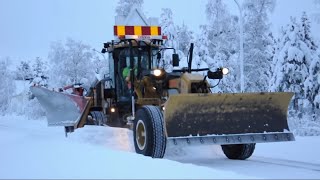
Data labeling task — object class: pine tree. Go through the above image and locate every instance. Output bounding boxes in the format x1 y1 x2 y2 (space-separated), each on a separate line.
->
31 57 49 87
270 17 310 112
300 12 318 51
115 0 144 17
266 33 279 82
300 12 320 120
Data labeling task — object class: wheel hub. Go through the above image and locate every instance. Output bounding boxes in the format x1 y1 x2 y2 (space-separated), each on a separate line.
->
136 120 146 150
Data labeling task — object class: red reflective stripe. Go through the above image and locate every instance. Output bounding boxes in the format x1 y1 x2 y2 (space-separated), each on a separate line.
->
162 35 168 39
114 26 118 36
125 26 135 35
158 27 162 35
142 26 151 35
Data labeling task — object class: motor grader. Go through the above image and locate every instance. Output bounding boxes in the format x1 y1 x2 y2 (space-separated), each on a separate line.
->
31 23 294 160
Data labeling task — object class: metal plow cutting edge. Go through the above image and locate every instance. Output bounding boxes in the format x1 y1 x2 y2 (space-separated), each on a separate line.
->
30 86 89 127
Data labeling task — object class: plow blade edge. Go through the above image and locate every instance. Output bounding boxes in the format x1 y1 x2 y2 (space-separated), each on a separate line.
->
164 92 294 137
30 86 89 127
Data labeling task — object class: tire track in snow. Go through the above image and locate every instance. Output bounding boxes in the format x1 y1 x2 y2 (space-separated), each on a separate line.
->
251 156 320 172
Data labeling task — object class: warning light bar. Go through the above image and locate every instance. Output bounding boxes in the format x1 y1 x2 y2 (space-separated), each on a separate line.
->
114 26 162 36
114 25 168 40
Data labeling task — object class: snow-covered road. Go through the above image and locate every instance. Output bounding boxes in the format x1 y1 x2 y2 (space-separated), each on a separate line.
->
167 146 320 179
1 115 320 179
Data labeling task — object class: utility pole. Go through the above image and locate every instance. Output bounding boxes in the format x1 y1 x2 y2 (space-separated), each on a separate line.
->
234 0 244 92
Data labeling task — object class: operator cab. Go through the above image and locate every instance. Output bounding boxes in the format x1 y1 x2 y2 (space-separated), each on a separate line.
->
109 44 162 103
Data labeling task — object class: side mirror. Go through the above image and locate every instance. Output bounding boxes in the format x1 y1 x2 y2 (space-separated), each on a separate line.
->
172 54 179 67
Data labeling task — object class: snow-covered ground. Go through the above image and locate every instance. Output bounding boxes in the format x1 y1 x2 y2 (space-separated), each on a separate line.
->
0 114 320 179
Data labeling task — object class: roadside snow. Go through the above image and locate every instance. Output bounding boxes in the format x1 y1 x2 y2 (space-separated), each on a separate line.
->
0 115 255 179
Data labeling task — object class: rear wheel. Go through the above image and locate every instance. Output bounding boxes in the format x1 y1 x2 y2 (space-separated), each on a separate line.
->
86 111 105 126
133 105 166 158
221 143 256 160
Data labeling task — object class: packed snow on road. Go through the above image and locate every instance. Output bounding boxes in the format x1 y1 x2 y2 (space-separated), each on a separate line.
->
0 114 320 179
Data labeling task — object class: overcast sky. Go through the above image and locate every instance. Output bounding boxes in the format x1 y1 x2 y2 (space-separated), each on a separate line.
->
0 0 318 64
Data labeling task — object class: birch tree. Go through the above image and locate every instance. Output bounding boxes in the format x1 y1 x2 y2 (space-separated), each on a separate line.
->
48 39 95 87
243 0 276 92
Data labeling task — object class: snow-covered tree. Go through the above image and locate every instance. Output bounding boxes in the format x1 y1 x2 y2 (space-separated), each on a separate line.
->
300 12 318 51
304 50 320 120
301 12 320 120
266 33 279 81
16 60 33 80
269 14 320 135
243 0 276 92
205 0 238 59
48 39 96 87
203 0 240 92
160 8 178 68
92 55 104 74
270 17 311 112
92 49 109 80
115 0 144 17
160 8 177 48
176 23 194 56
0 57 15 114
31 57 49 87
193 26 211 71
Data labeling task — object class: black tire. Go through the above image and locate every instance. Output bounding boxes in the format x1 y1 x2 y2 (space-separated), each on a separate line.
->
221 143 256 160
86 111 105 126
133 105 166 158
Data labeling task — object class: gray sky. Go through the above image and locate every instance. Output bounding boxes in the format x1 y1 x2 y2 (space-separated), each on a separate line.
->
0 0 318 64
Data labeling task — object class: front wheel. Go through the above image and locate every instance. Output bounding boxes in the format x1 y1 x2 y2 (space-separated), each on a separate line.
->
133 106 166 158
221 143 256 160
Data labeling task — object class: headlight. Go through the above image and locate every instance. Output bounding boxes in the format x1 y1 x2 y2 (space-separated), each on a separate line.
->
222 68 229 75
152 69 162 77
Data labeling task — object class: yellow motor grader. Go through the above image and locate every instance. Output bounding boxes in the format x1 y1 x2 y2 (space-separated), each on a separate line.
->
31 24 294 160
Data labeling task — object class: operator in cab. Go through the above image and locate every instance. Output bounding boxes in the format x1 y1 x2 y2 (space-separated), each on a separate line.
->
122 57 138 89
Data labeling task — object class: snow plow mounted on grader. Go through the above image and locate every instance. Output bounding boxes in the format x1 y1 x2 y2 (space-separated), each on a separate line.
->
31 9 294 160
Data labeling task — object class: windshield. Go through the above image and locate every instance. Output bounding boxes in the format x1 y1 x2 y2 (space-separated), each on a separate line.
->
118 48 161 70
119 48 148 69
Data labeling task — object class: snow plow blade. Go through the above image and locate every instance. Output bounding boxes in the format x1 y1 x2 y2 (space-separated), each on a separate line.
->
30 86 90 127
164 92 294 139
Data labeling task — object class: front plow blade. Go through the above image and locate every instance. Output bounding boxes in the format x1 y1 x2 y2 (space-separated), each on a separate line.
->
30 86 88 126
164 92 294 137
